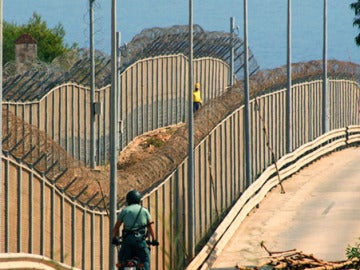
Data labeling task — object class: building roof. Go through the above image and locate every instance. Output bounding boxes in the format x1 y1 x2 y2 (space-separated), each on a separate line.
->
15 33 37 45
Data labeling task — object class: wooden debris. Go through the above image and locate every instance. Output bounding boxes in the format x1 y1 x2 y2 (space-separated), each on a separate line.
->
236 243 360 269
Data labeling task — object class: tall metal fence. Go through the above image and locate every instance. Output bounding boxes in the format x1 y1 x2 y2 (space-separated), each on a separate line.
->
1 78 359 269
141 79 360 269
3 54 229 166
1 153 109 269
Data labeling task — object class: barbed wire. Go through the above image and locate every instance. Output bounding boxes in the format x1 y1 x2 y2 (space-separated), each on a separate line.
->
2 59 360 209
3 24 259 102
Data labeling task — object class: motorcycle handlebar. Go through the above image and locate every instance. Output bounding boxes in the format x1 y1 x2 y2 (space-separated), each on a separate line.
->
112 237 122 246
112 237 159 247
146 240 159 246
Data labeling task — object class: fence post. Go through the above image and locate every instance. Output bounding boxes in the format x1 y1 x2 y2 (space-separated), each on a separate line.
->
90 0 96 168
286 0 292 153
0 0 3 255
109 0 118 268
187 0 195 259
322 0 329 133
230 17 235 86
243 0 252 187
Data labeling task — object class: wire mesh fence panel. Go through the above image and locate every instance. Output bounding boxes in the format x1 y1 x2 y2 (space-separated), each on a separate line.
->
2 71 360 269
4 24 253 167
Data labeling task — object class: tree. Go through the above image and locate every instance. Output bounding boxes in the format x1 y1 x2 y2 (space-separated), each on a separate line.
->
351 1 360 46
3 12 76 65
3 21 22 64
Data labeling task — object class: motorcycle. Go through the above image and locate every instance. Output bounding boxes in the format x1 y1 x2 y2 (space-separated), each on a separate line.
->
116 257 144 270
113 237 158 270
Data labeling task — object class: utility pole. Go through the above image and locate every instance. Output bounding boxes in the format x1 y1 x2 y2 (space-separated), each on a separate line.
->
230 17 235 86
187 0 195 259
322 0 328 134
109 0 118 268
243 0 252 188
90 0 96 168
286 0 292 153
0 0 3 253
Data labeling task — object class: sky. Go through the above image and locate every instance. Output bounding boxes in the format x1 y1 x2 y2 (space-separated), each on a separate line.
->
3 0 360 69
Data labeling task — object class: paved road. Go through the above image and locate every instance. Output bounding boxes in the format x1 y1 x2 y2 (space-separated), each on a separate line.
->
211 147 360 269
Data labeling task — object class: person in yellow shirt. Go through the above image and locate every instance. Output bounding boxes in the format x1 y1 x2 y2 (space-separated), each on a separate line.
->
193 82 202 113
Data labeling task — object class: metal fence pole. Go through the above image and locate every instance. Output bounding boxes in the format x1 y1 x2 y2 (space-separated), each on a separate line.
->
90 0 96 168
117 32 122 152
109 0 118 268
243 0 252 187
286 0 292 153
230 17 235 86
0 0 3 253
187 0 195 259
322 0 328 133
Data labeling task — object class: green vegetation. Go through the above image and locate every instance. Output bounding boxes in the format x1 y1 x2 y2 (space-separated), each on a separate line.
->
3 12 77 65
346 237 360 260
146 137 164 148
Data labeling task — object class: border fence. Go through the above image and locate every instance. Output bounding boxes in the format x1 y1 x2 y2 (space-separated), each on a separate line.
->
1 78 359 269
3 54 229 166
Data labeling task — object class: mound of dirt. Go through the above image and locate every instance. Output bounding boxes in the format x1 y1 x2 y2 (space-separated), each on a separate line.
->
117 124 181 170
100 87 245 204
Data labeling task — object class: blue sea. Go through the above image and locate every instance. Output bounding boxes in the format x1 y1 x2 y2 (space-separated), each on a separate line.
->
3 0 359 70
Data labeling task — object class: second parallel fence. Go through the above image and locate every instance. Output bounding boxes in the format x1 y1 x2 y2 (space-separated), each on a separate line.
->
3 54 230 166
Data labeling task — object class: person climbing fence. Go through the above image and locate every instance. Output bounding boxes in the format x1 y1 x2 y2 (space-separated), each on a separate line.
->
193 82 202 113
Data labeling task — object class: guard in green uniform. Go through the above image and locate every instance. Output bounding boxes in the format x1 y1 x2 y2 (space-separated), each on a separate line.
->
112 190 158 270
